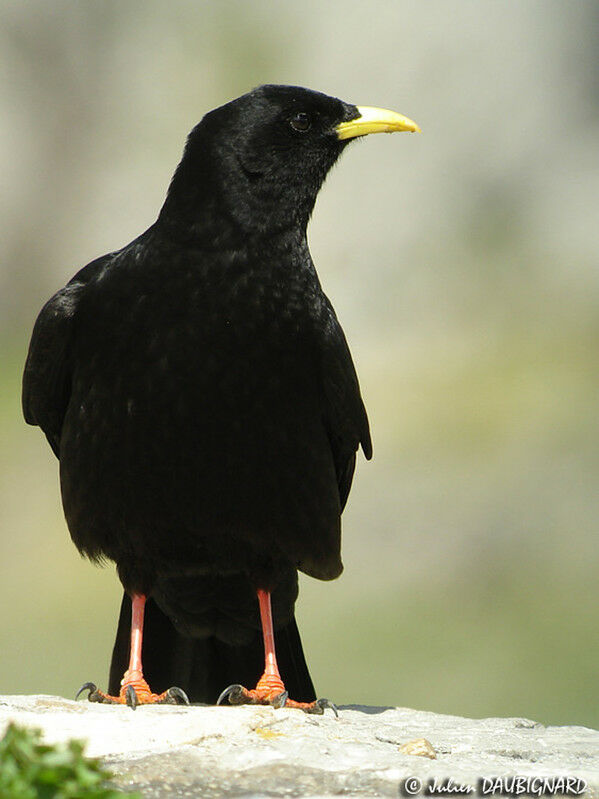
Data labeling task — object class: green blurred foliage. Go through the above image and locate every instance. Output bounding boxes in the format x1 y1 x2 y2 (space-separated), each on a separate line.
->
1 1 598 728
0 723 139 798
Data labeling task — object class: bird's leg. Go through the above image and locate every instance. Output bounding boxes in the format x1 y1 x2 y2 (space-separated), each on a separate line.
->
112 593 163 704
76 593 189 708
217 589 337 716
246 588 286 702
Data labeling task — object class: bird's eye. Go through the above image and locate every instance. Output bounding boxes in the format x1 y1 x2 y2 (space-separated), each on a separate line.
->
289 112 311 132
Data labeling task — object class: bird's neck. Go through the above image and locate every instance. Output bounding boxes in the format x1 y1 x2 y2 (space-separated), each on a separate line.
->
155 138 313 249
155 165 237 247
157 198 309 254
158 200 312 257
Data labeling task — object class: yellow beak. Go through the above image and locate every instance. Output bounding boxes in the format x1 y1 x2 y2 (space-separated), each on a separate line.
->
336 105 421 140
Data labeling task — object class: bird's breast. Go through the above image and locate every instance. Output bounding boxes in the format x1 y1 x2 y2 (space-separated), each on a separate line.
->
60 251 340 575
71 254 322 451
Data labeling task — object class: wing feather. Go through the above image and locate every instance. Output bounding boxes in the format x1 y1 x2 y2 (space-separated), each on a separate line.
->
22 256 109 457
318 301 372 510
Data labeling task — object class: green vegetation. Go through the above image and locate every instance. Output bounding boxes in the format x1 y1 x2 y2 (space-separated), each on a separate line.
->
0 724 140 799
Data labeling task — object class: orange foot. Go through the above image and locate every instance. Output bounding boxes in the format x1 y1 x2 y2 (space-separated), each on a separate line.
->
216 672 337 716
76 669 189 710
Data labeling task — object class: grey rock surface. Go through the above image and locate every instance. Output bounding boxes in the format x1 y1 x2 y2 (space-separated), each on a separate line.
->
1 695 598 798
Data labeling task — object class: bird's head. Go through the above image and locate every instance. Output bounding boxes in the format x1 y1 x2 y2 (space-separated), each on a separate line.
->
160 85 419 241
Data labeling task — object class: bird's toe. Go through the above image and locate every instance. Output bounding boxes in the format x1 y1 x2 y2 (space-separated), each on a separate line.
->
161 686 190 705
125 684 138 709
75 682 117 704
306 697 338 717
269 690 288 709
217 684 247 706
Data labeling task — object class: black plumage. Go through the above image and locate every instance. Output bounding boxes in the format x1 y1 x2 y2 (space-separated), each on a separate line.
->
23 85 417 706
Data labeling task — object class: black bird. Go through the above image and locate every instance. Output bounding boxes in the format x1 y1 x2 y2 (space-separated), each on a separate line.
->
23 85 419 712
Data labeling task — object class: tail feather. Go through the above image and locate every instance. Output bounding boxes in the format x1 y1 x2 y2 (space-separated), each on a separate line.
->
108 593 316 703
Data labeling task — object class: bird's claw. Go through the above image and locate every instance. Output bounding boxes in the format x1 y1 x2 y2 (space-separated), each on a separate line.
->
75 682 113 704
125 684 138 709
270 690 288 709
76 679 189 708
216 684 246 706
217 683 288 708
216 683 336 715
75 681 95 701
305 697 338 717
160 686 190 705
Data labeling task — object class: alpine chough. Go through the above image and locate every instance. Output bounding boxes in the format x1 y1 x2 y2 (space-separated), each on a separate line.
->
23 85 419 711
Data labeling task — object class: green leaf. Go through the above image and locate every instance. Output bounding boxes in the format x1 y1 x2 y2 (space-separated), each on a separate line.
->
0 723 142 798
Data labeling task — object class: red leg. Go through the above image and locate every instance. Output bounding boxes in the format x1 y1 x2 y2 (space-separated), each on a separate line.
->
250 589 290 702
217 589 337 715
76 593 189 708
115 593 166 704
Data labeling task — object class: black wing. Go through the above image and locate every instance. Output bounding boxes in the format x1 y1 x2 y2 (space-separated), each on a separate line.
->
319 300 372 511
22 256 109 457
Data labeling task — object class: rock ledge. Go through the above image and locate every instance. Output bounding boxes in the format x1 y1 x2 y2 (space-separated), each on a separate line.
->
1 695 598 797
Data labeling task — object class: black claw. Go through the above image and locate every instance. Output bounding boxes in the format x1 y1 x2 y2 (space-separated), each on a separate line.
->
270 690 288 709
164 686 190 705
305 698 338 717
75 682 98 701
217 683 245 706
125 684 138 710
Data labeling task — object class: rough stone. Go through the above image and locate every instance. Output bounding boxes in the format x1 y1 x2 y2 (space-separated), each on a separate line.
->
1 695 598 797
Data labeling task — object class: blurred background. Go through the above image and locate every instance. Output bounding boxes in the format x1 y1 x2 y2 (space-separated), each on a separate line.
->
1 1 598 728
